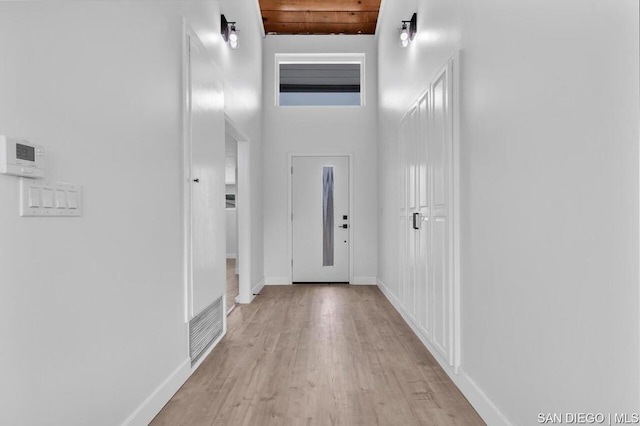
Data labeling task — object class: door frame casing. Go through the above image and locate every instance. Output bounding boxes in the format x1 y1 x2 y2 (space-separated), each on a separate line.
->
451 51 461 372
182 21 193 323
225 113 253 304
288 153 354 284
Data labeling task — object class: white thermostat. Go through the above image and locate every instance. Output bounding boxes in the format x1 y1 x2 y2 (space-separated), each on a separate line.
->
0 135 45 178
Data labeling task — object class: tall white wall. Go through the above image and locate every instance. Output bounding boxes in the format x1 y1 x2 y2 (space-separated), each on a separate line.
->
220 0 264 291
262 35 378 284
377 0 639 424
0 1 262 425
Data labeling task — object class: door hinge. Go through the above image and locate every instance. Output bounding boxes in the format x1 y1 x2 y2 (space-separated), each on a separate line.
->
291 213 293 221
291 259 293 266
291 166 293 174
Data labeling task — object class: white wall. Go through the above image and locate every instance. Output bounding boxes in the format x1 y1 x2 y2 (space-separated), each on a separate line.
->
220 0 264 292
262 35 378 284
0 1 262 425
377 0 639 424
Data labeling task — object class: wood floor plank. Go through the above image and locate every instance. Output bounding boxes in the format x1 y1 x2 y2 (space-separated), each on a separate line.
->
151 285 484 426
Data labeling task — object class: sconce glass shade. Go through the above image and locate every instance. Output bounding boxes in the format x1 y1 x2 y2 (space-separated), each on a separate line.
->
400 25 409 41
229 25 239 49
229 25 240 49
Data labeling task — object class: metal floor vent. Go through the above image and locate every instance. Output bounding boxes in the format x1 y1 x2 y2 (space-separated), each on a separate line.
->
189 296 223 365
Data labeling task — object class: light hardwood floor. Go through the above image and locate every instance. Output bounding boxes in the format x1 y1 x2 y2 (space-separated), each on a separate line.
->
151 285 484 426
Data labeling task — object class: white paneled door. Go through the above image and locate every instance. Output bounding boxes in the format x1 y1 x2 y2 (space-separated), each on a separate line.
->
292 156 350 283
186 30 225 318
429 66 452 362
400 57 456 367
406 108 418 321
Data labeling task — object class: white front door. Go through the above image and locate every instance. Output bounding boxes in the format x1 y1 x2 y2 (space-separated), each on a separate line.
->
292 156 350 283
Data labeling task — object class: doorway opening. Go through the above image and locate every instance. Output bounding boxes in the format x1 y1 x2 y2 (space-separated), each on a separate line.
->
225 114 252 306
225 132 239 314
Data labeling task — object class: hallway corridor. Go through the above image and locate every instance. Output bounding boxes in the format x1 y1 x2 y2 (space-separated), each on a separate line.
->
226 259 239 314
151 286 484 425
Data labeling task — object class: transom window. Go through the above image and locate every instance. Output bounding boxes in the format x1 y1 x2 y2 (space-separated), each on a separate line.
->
275 54 365 107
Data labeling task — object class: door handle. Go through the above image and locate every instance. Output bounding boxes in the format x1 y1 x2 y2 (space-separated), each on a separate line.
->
337 224 348 229
413 212 420 230
193 178 200 183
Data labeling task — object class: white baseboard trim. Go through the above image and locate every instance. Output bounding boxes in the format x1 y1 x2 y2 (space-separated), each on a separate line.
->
265 277 378 285
265 276 292 285
252 278 265 296
351 276 378 285
457 369 513 426
376 278 512 426
120 357 191 426
226 254 237 259
122 309 228 426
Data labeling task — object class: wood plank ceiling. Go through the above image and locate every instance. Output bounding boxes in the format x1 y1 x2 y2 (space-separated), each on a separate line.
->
259 0 382 35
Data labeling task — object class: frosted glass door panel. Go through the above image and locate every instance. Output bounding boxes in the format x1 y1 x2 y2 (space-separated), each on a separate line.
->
292 156 349 282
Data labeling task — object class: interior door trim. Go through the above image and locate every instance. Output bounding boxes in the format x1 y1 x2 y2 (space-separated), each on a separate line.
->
288 153 354 284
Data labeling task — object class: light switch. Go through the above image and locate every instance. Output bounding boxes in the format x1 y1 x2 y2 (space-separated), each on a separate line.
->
67 191 78 209
55 190 66 209
42 188 54 208
28 187 40 207
20 179 82 217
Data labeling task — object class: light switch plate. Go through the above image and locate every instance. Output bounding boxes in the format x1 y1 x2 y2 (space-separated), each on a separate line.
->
20 179 82 217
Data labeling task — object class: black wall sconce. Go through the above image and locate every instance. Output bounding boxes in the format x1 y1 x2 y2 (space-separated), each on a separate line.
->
221 14 239 49
400 13 417 47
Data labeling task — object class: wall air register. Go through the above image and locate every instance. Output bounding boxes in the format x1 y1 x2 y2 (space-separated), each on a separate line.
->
189 296 224 365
